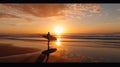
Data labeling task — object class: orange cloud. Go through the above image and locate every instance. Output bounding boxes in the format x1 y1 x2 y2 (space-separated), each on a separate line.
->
0 13 19 18
0 4 101 23
0 4 68 17
61 4 101 19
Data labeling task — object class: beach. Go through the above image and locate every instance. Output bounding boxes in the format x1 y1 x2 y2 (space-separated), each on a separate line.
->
0 34 120 63
0 43 100 63
0 43 81 63
0 43 40 63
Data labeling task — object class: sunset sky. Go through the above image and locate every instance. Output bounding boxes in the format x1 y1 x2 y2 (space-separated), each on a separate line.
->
0 4 120 34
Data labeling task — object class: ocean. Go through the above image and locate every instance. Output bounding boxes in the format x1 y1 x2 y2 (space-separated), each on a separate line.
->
0 33 120 62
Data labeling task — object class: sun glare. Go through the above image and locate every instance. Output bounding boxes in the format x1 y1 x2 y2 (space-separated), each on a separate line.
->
54 26 64 35
56 38 61 46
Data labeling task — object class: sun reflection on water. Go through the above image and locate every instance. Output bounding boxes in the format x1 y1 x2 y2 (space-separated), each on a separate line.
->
55 35 61 46
56 38 61 46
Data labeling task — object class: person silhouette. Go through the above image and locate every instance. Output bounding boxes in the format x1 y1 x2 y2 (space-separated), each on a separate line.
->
47 32 50 50
36 32 57 63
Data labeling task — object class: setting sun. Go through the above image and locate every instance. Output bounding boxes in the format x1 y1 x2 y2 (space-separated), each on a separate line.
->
54 26 64 35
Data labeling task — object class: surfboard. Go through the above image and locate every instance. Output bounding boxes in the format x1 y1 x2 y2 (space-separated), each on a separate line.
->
42 35 57 41
42 48 57 54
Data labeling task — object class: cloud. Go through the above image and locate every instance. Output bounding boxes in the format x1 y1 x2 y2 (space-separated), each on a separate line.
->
61 4 101 19
0 4 101 23
117 17 120 21
91 8 100 13
0 13 19 18
102 21 111 24
116 10 120 23
0 4 68 18
117 8 120 11
0 18 29 26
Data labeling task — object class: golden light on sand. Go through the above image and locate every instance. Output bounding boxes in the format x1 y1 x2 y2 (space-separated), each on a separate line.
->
54 26 64 35
56 38 61 46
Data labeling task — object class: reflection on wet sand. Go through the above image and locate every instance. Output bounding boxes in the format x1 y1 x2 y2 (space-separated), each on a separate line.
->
56 38 61 46
36 48 57 63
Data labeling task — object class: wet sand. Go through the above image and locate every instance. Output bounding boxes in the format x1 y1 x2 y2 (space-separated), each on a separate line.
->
0 43 41 63
0 44 41 57
0 45 79 63
0 43 80 63
0 43 101 63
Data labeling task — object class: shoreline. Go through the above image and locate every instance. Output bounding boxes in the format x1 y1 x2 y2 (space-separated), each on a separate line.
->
0 44 84 63
0 43 102 63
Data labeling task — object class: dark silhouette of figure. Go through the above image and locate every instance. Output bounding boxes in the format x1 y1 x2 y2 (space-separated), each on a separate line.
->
36 32 57 63
36 48 57 63
42 32 57 41
47 32 50 50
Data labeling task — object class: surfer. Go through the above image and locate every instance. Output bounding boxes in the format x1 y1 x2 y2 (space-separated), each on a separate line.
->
47 32 50 50
42 32 57 41
36 32 57 63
